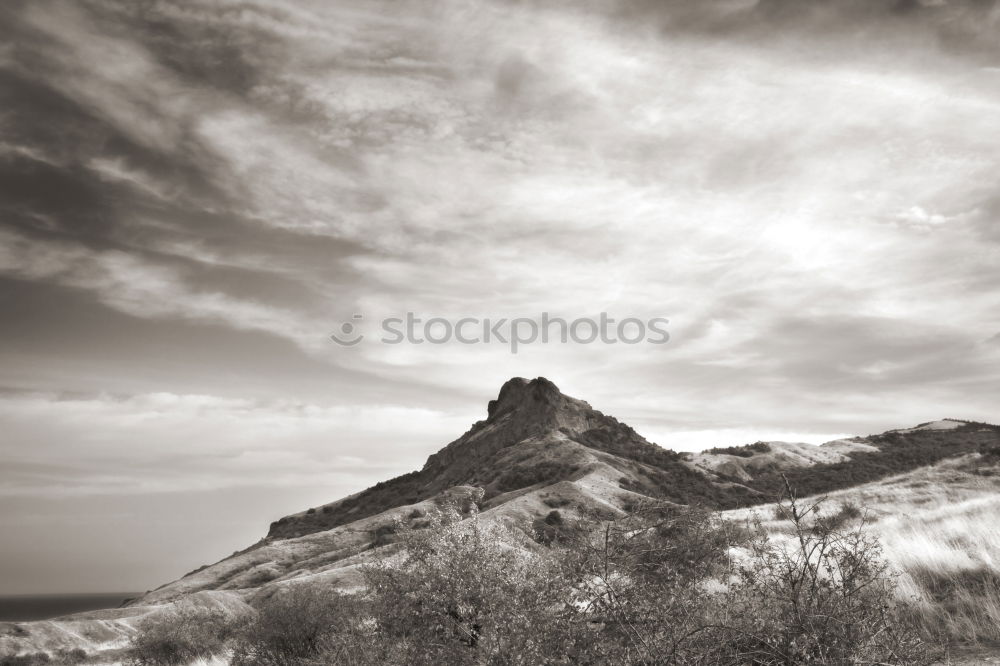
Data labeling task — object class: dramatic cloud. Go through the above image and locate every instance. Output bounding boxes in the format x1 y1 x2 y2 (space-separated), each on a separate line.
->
1 0 998 590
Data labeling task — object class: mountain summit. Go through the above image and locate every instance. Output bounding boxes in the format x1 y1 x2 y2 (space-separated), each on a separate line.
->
486 376 588 424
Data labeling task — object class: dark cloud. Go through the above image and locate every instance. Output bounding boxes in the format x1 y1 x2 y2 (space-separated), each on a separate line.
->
595 0 1000 61
82 1 268 95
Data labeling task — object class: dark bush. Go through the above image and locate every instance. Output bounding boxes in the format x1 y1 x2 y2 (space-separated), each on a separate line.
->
812 500 864 532
981 444 1000 461
0 654 50 666
60 650 86 664
533 509 579 545
494 461 578 492
707 441 772 457
370 523 398 548
9 649 88 666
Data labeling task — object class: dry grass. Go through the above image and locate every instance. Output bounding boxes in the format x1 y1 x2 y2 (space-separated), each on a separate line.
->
881 495 1000 643
724 454 1000 645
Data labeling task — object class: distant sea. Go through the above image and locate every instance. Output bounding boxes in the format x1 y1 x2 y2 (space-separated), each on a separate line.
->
0 593 139 622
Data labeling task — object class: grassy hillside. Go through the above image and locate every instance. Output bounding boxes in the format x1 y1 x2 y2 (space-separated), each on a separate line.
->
725 451 1000 645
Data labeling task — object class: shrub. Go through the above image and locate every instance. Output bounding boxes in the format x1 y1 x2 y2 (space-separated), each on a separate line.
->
714 491 931 665
980 445 1000 461
59 650 86 664
362 520 584 665
126 606 241 666
0 654 50 666
532 509 580 545
557 495 930 665
494 461 578 492
564 502 747 663
811 500 864 533
231 586 374 666
706 441 772 457
370 523 398 548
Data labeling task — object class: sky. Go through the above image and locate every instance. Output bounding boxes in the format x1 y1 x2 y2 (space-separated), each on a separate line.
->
1 0 999 594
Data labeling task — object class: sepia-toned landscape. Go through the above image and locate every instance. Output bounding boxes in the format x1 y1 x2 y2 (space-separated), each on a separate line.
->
2 0 999 663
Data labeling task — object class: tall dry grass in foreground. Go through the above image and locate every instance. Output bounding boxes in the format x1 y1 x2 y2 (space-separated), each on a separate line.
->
881 495 1000 644
727 453 1000 645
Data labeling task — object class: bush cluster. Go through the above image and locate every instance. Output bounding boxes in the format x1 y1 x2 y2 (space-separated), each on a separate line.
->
0 650 86 666
125 493 932 666
494 460 579 492
706 441 772 457
126 606 244 666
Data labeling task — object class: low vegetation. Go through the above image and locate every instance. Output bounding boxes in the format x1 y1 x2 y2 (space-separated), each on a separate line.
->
706 441 772 457
229 586 372 666
0 650 86 666
126 493 934 665
126 606 247 666
494 460 579 493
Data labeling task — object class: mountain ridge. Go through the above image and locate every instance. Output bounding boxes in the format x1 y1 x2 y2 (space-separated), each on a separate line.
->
266 378 1000 541
266 377 751 540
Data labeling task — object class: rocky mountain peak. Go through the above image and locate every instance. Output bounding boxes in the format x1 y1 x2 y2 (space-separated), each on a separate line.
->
487 376 568 419
414 378 607 485
479 376 601 437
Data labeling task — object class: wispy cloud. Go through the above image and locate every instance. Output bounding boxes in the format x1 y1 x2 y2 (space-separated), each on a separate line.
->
0 390 467 497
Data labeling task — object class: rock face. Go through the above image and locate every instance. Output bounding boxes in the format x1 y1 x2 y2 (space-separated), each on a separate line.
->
421 377 608 485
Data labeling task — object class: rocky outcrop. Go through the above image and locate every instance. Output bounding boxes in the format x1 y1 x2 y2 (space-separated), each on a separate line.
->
421 377 605 481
